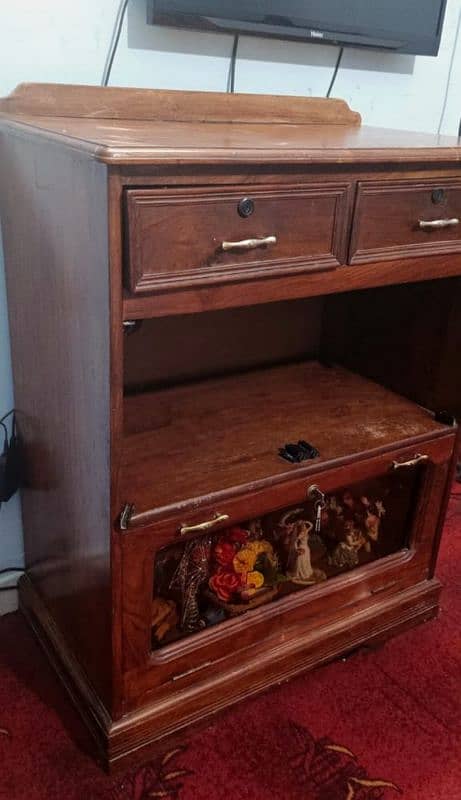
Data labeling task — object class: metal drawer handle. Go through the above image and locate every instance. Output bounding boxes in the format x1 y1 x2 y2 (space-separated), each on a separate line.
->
419 218 459 230
391 454 429 470
179 513 229 536
221 235 277 252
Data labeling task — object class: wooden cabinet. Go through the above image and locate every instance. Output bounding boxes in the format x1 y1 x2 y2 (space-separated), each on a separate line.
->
0 84 460 771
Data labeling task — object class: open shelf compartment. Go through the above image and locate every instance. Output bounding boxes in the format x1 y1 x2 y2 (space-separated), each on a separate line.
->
120 359 449 523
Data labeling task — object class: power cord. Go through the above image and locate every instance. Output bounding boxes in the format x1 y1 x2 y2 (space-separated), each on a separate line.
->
0 409 21 508
102 4 240 93
101 0 130 87
326 47 344 98
227 34 239 93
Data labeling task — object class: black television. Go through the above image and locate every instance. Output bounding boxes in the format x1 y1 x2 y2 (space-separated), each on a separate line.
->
147 0 447 57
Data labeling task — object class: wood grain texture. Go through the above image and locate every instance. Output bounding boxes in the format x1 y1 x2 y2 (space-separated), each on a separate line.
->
1 84 459 771
0 82 362 125
107 171 126 716
123 298 323 392
109 576 442 770
17 553 444 773
118 436 452 683
0 83 460 167
120 361 450 523
1 116 461 166
122 252 461 319
125 183 353 292
350 179 461 263
322 278 461 415
0 132 112 706
18 574 112 762
118 435 454 540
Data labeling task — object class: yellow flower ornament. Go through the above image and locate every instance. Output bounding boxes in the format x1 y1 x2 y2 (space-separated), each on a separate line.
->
246 571 264 590
246 540 274 557
233 548 257 574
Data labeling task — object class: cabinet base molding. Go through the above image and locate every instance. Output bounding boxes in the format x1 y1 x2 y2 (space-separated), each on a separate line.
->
19 572 441 773
18 575 111 765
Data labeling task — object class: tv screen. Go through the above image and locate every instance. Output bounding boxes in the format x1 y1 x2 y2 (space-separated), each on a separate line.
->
147 0 447 57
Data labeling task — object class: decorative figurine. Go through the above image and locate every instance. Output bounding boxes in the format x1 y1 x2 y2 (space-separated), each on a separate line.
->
328 521 363 569
286 518 315 583
279 509 325 584
152 488 386 647
327 493 386 569
364 499 385 543
169 535 212 633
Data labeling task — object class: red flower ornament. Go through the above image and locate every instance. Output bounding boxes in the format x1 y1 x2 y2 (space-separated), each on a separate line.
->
228 527 249 544
213 539 238 567
209 567 241 602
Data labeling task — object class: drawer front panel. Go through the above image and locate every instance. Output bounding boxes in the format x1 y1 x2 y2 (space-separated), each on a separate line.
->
119 434 454 708
125 184 352 293
350 179 461 264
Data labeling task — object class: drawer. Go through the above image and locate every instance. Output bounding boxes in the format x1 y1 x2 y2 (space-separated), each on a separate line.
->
350 179 461 264
124 183 353 293
119 434 454 706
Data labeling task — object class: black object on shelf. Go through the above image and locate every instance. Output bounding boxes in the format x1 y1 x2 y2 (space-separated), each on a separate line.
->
279 440 320 464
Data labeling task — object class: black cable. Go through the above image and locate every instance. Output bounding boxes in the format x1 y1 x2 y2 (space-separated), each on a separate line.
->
227 34 239 94
326 47 344 98
0 409 15 429
101 0 130 87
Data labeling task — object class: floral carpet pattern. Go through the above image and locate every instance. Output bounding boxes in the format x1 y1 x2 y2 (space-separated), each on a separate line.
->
111 747 191 800
1 484 460 799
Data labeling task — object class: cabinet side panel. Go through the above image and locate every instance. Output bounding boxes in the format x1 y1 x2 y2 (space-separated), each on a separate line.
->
0 131 112 707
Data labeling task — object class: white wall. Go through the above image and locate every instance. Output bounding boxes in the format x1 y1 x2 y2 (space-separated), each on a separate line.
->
1 0 461 586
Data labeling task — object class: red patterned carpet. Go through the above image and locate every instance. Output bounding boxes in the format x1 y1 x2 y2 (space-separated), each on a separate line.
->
1 486 460 800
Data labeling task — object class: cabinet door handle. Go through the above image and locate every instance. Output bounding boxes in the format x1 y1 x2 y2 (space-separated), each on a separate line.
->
179 513 230 536
391 453 429 470
221 235 277 252
419 218 459 230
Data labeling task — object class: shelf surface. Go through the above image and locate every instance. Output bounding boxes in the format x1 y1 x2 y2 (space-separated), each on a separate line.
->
120 361 448 517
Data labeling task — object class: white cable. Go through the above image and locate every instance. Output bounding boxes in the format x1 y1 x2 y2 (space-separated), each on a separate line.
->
437 3 461 135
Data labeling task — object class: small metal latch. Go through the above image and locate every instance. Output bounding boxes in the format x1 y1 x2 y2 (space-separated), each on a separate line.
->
120 503 135 531
123 320 141 335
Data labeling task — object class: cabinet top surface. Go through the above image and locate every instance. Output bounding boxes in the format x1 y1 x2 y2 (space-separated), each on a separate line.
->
1 83 460 166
